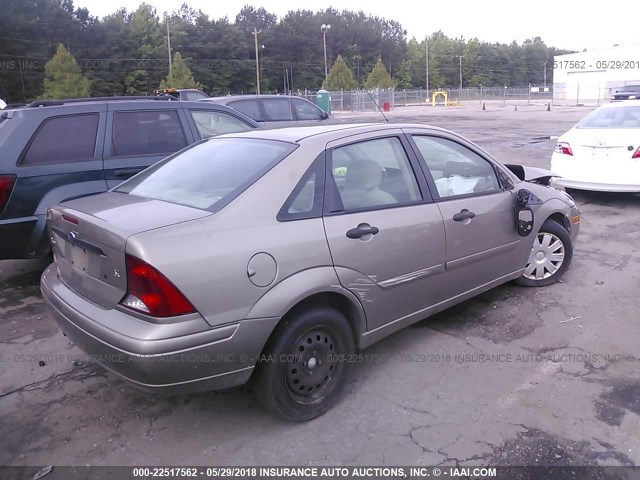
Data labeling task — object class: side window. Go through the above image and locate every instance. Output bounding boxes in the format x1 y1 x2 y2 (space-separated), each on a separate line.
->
412 136 500 198
184 91 207 101
292 98 324 120
190 110 253 138
278 157 325 221
260 98 293 121
22 114 99 165
228 100 261 121
112 110 187 157
330 137 421 211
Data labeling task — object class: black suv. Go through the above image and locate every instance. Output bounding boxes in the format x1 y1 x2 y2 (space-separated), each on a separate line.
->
0 96 258 260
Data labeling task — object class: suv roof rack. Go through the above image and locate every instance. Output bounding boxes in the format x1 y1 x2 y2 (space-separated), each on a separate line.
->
26 96 178 108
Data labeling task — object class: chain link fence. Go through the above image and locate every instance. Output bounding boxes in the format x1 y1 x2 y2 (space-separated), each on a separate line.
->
300 86 555 112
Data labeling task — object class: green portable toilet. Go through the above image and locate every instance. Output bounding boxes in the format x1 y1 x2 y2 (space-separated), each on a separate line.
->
316 89 331 114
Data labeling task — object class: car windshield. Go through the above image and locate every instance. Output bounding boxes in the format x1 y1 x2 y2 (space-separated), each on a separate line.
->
576 106 640 129
115 138 296 210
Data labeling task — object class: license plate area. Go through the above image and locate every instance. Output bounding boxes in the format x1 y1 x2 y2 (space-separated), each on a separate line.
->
69 244 90 273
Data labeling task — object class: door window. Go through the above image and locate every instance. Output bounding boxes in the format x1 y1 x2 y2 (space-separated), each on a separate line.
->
412 136 500 198
292 98 324 120
190 110 253 138
228 99 261 121
112 110 187 157
331 137 421 211
22 114 99 165
260 98 294 121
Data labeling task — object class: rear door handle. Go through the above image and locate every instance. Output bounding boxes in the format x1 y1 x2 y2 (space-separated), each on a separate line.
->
453 209 476 222
113 168 144 179
346 225 380 239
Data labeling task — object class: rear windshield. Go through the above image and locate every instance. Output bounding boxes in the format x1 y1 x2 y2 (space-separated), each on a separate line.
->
115 138 296 210
577 106 640 129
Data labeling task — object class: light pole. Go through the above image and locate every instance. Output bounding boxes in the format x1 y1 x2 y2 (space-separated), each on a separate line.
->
253 28 262 94
321 24 331 83
543 61 547 89
457 56 463 94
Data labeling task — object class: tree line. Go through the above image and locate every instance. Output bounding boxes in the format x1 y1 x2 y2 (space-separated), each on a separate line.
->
0 0 574 102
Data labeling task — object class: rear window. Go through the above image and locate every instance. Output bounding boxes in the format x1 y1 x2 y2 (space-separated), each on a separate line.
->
577 106 640 129
115 138 296 211
22 113 99 165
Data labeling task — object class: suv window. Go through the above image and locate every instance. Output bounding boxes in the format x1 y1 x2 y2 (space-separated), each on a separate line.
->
112 110 187 157
261 98 294 121
190 110 253 138
183 91 208 101
292 98 324 120
412 136 500 198
228 100 261 121
331 137 421 211
22 113 99 165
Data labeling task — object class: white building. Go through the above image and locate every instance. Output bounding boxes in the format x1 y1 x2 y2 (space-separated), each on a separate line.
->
553 44 640 104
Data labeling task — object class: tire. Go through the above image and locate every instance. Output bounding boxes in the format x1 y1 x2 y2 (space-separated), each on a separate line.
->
515 219 573 287
253 306 355 421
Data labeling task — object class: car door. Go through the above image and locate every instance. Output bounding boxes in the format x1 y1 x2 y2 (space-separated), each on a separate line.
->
322 131 447 332
408 131 522 297
103 103 195 189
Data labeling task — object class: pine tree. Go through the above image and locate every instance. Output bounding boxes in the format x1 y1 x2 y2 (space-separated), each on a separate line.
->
393 59 412 89
160 52 202 89
43 44 91 99
365 58 395 89
325 55 358 91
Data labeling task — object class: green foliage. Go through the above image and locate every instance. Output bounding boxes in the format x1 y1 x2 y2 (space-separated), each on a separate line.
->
0 0 577 102
43 44 90 99
393 59 412 89
160 52 202 89
325 55 357 91
365 58 395 89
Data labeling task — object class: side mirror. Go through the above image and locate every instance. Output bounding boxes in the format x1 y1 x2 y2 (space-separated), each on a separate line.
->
514 189 540 236
517 208 534 236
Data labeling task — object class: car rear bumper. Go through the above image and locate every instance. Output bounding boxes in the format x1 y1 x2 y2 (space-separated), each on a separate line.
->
553 178 640 193
41 264 279 395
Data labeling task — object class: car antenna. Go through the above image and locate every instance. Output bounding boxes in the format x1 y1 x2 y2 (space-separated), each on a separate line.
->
366 90 389 122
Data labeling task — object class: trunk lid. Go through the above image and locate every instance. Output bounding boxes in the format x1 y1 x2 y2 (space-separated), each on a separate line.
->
48 192 210 308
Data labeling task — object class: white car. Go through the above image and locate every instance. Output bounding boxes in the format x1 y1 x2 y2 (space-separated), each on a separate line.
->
551 101 640 192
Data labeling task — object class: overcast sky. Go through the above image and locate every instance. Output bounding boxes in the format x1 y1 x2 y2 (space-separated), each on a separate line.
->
73 0 639 52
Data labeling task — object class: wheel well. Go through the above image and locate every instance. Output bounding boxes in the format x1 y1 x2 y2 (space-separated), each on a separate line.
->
281 292 361 339
253 292 362 372
544 212 570 233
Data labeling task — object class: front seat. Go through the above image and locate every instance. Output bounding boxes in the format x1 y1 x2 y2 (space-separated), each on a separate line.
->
340 158 397 210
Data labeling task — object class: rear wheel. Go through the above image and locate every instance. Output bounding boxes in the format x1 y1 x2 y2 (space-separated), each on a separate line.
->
254 307 354 421
515 220 573 287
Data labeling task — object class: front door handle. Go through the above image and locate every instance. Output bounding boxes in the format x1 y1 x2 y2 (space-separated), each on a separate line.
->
346 224 380 239
113 168 144 179
453 209 476 222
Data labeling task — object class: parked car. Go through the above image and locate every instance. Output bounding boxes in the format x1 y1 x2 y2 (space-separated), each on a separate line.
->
41 123 580 421
201 94 335 127
610 85 640 102
154 88 209 101
0 96 258 260
550 101 640 192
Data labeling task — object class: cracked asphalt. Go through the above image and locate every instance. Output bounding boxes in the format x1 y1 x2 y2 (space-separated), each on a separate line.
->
1 103 640 469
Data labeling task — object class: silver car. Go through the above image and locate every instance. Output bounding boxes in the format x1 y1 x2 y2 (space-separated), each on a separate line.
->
41 124 580 421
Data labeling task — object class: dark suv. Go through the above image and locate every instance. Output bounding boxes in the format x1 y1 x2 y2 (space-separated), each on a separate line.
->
0 96 258 260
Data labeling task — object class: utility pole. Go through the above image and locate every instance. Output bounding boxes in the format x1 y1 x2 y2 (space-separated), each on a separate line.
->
253 28 261 95
321 24 331 83
543 61 547 88
166 21 172 70
458 56 463 93
425 37 429 94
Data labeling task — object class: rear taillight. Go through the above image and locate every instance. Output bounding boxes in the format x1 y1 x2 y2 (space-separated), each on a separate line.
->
0 174 16 213
121 254 196 318
555 142 573 156
632 147 640 159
